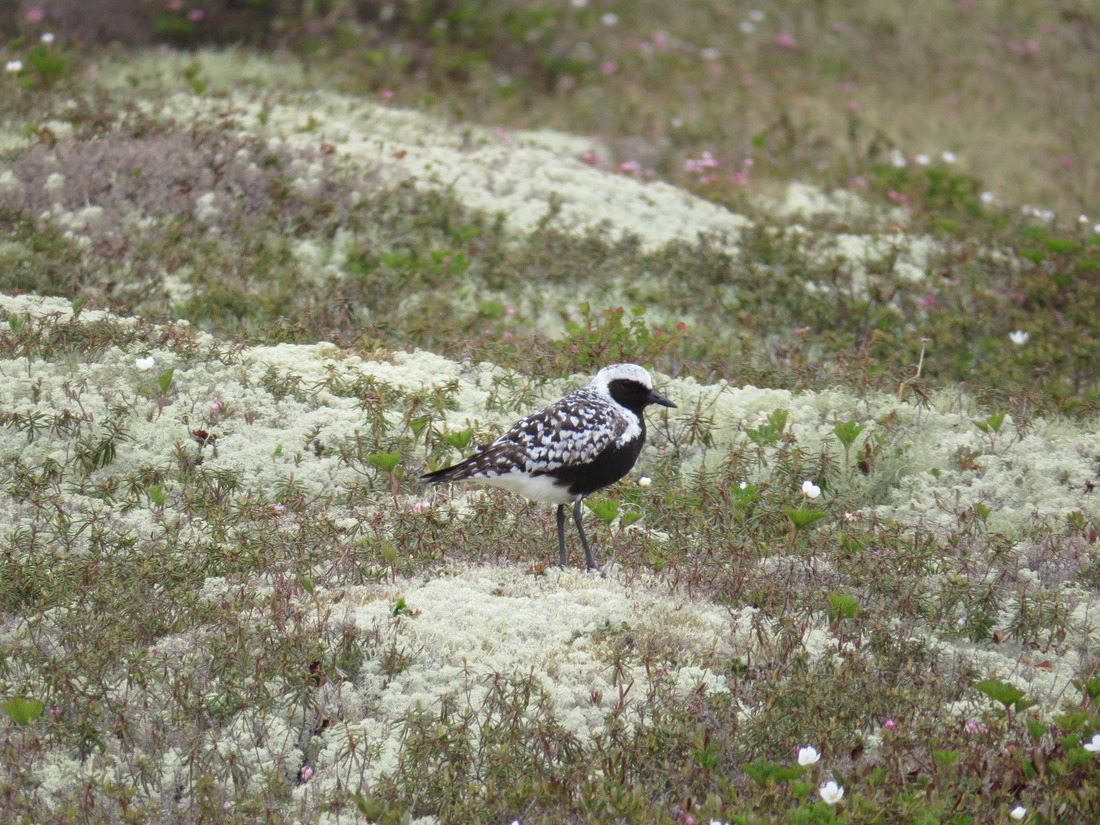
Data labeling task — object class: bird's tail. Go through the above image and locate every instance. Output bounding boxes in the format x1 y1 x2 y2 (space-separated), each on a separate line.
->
419 459 475 485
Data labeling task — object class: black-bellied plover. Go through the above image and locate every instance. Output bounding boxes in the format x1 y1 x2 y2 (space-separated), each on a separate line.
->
420 363 676 569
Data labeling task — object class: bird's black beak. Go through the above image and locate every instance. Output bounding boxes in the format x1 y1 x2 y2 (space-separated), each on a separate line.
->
648 389 676 409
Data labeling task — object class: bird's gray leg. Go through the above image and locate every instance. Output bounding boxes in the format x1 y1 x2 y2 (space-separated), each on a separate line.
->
572 498 599 571
556 503 568 568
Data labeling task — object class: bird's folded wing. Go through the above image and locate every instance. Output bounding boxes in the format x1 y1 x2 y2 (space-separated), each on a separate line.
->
477 396 628 476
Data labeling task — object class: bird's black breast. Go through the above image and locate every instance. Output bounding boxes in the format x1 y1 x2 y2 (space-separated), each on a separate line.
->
544 427 645 497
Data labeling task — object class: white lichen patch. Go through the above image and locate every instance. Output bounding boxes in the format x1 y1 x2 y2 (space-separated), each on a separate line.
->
763 181 907 226
660 372 1100 534
277 564 752 787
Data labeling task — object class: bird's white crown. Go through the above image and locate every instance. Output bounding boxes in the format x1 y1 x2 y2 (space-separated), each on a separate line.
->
590 363 653 395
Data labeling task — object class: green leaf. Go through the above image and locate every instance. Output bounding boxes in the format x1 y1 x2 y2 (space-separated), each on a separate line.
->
1 696 45 726
786 508 829 530
1076 675 1100 706
157 368 175 395
368 451 402 473
731 483 759 506
746 409 788 447
380 539 398 566
620 512 643 528
147 484 167 507
932 749 958 769
1026 716 1045 742
833 420 866 448
974 679 1032 711
827 592 863 622
442 428 474 451
789 780 813 798
1054 711 1089 732
408 416 430 439
741 759 805 788
586 499 620 525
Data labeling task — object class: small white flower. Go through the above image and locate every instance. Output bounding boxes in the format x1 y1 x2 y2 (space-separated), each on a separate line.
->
1078 214 1090 225
5 60 23 73
1083 733 1100 752
1094 223 1100 235
700 47 720 60
915 153 930 165
1009 806 1026 821
980 191 995 204
942 151 957 163
797 745 821 766
889 149 907 168
570 0 587 6
740 21 756 33
801 480 821 499
819 780 844 805
601 12 618 26
135 356 156 370
738 480 748 489
749 10 765 21
41 32 55 44
1008 330 1029 346
638 476 652 487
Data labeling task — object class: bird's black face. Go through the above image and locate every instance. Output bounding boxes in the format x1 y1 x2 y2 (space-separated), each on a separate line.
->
607 378 677 415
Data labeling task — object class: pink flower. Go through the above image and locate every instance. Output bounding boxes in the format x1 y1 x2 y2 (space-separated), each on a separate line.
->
774 33 797 49
25 8 45 22
380 90 394 100
599 60 619 75
581 151 604 165
272 503 287 513
168 0 182 9
620 160 641 174
300 764 313 781
495 128 511 140
412 501 432 514
920 294 938 308
684 152 718 173
187 9 204 21
884 719 897 730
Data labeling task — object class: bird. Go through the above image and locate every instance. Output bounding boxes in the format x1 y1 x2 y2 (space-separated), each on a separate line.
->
419 363 676 570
